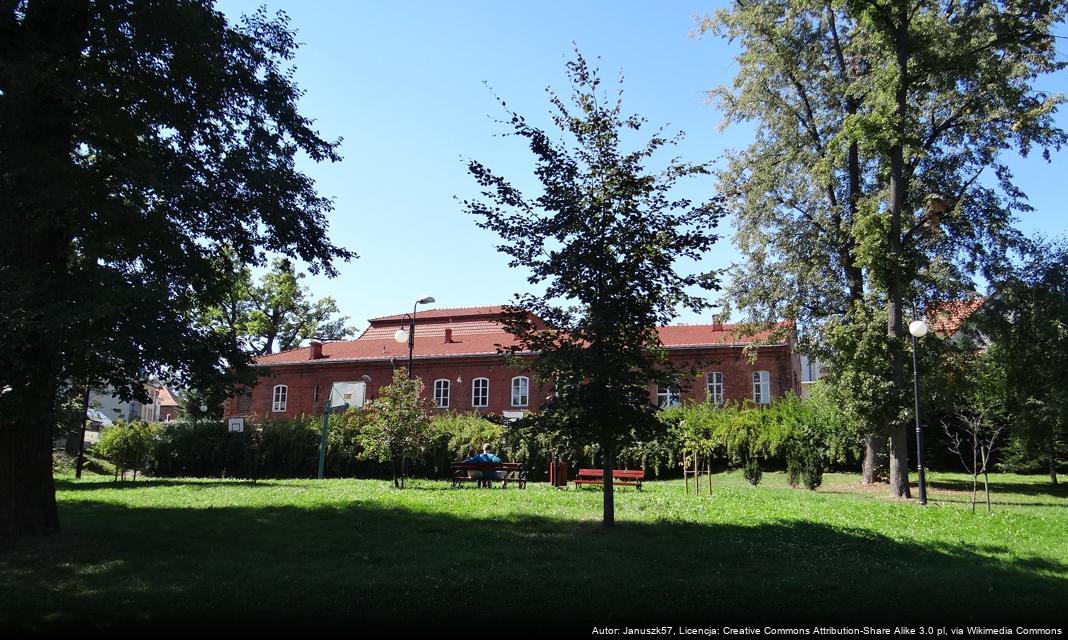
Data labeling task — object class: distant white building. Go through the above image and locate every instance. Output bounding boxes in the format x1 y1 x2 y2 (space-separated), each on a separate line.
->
89 383 166 423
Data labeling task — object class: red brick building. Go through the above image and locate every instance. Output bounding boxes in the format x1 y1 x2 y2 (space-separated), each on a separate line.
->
225 306 800 421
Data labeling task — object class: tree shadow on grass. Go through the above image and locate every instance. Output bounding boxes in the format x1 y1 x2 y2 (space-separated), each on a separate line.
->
927 477 1068 499
1 501 1065 634
54 478 311 491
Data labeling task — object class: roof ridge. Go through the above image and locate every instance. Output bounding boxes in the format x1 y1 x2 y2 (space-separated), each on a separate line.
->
368 304 509 320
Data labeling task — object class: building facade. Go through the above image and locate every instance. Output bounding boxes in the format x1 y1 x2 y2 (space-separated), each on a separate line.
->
226 306 801 421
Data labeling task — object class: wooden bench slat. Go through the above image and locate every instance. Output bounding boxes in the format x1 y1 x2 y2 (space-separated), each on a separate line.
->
450 461 528 489
573 467 645 490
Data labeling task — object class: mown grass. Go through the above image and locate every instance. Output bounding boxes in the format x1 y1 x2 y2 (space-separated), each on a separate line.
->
2 470 1065 633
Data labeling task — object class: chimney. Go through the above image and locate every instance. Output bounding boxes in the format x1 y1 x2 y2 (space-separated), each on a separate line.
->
444 328 454 344
309 340 324 360
712 314 724 329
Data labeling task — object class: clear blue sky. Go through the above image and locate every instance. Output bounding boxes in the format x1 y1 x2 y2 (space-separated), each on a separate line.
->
218 1 1067 334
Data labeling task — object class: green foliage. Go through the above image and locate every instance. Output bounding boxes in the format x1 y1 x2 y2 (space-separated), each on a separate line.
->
786 457 802 488
743 458 762 486
979 240 1068 481
52 452 76 474
800 453 824 491
1 2 353 533
96 421 162 475
661 389 859 487
462 47 724 520
151 421 256 478
201 256 355 356
150 416 372 479
702 0 1068 494
431 411 506 460
359 369 435 487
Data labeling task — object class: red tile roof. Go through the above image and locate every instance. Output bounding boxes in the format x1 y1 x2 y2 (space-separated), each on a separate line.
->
658 322 787 347
253 311 790 366
368 306 511 324
157 386 179 408
930 298 985 336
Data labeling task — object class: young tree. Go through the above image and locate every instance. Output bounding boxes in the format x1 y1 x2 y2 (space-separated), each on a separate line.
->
0 2 353 536
358 368 434 489
462 51 724 526
703 0 1066 497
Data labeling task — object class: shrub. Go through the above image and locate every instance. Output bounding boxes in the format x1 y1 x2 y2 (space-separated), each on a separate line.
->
96 420 161 479
786 457 801 488
743 458 762 486
151 421 252 478
432 411 506 460
800 452 824 490
52 451 75 474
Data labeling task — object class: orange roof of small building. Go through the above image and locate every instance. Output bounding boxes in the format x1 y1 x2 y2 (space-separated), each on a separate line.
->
157 386 179 408
930 298 985 336
253 309 790 366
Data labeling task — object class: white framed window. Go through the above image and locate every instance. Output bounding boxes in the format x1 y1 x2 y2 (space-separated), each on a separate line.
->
433 379 450 408
656 385 681 409
753 371 770 405
312 384 320 403
271 384 288 412
472 377 489 408
707 372 724 405
511 376 529 407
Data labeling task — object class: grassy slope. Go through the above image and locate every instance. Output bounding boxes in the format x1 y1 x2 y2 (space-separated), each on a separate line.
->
2 471 1065 632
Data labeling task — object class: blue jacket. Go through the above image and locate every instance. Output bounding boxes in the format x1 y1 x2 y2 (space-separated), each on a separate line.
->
463 452 501 464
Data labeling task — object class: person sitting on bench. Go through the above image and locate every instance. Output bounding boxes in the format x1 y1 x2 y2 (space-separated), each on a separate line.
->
463 443 502 487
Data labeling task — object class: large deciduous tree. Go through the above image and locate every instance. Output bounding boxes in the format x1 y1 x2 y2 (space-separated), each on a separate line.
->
979 239 1068 485
0 1 353 536
703 0 1066 497
463 51 724 526
202 257 354 356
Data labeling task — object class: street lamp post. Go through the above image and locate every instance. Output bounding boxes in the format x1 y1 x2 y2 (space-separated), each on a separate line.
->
909 319 929 506
393 296 435 379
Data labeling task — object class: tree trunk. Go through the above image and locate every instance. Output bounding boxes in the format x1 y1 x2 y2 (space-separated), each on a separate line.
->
0 0 91 537
75 384 90 478
861 434 887 484
885 0 912 500
984 471 991 513
972 433 978 514
0 415 61 537
888 423 911 498
1050 430 1058 485
601 439 615 528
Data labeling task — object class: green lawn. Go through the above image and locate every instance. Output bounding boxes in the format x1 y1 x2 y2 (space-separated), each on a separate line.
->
2 470 1065 632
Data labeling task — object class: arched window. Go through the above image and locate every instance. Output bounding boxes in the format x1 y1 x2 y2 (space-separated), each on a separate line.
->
433 379 450 408
472 377 489 408
753 371 770 405
272 384 288 412
707 372 724 405
511 376 529 407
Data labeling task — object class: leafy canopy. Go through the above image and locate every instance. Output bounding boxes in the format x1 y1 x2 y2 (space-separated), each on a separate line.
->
201 257 354 356
462 50 725 451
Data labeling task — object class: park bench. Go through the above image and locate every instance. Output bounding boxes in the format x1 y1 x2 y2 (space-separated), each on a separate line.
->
451 462 528 489
573 468 644 490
